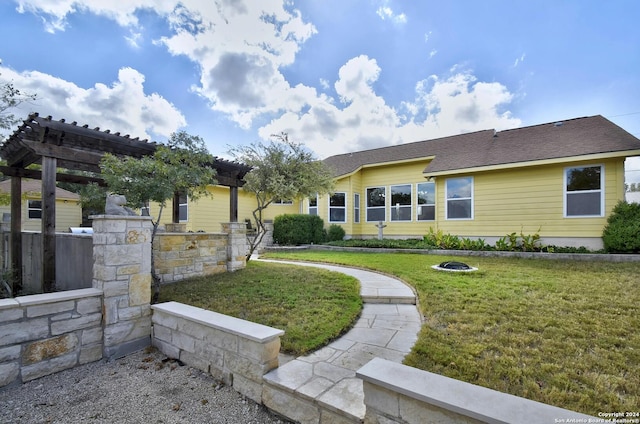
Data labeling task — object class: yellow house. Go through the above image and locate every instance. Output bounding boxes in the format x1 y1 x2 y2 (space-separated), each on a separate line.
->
144 115 640 250
316 115 640 249
0 179 83 232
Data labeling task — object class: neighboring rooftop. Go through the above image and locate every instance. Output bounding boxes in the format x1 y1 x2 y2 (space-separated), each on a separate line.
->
0 179 80 200
323 115 640 177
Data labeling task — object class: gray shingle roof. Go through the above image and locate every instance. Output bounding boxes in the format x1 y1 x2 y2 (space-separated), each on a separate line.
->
323 115 640 177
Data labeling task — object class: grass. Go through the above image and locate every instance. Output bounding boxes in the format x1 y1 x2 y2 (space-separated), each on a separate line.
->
157 260 362 356
261 250 640 416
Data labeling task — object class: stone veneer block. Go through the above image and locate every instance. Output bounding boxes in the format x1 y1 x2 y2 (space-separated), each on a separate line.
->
0 306 23 322
262 384 320 424
152 302 284 343
0 318 49 346
23 333 79 365
50 313 102 336
0 362 20 387
232 373 263 404
129 274 151 306
25 300 74 318
357 358 595 423
21 352 78 382
0 345 21 362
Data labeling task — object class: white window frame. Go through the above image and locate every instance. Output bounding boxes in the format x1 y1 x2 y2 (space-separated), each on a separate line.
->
564 164 604 218
354 193 360 223
390 184 412 221
28 199 42 219
366 186 386 222
445 177 474 220
329 192 347 223
416 181 436 221
308 194 318 215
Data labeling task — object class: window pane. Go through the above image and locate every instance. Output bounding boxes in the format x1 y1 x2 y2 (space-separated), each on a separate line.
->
309 196 318 207
417 182 435 205
367 208 385 221
567 167 601 191
179 205 188 221
330 193 345 206
567 192 601 216
391 185 411 206
354 193 360 223
447 199 471 219
330 209 346 222
391 206 412 221
417 205 435 221
446 178 472 199
367 187 385 207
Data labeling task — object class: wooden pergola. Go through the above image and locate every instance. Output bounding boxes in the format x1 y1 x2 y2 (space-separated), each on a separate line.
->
0 113 251 293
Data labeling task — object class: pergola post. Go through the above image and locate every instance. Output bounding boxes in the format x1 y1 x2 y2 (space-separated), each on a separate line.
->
41 156 57 292
230 186 238 223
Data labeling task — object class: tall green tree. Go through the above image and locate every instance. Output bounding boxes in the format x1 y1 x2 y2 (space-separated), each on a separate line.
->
228 133 335 260
98 131 218 301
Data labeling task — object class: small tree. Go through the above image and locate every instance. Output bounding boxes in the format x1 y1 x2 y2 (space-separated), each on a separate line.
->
1 65 37 134
228 133 335 259
98 131 218 301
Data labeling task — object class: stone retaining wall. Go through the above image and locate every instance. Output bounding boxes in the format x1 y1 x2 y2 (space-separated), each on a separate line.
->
0 288 103 388
357 358 595 424
151 301 283 404
153 233 228 283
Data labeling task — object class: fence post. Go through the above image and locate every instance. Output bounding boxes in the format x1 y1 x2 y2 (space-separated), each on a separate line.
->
92 215 153 360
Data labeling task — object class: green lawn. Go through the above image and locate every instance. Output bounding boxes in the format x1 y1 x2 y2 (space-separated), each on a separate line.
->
261 250 640 416
157 260 362 355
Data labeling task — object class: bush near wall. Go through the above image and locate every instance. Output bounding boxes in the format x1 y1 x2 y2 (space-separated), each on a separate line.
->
273 214 325 245
602 201 640 253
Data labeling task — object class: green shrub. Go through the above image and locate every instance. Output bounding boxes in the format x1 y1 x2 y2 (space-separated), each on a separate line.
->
273 214 325 245
602 201 640 253
326 224 346 242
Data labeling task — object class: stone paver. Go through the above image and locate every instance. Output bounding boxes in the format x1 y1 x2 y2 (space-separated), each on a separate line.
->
259 259 422 422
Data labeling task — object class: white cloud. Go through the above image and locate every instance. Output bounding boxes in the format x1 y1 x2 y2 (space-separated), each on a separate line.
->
11 1 520 160
376 4 407 25
0 64 186 140
429 49 438 59
259 57 521 158
513 53 526 67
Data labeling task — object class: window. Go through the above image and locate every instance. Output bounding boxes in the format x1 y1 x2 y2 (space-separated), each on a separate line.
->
417 182 435 221
391 184 412 221
329 192 346 222
354 193 360 223
178 193 188 222
366 187 386 221
446 177 473 219
28 200 42 219
565 165 603 217
273 199 293 205
141 201 150 217
308 195 318 215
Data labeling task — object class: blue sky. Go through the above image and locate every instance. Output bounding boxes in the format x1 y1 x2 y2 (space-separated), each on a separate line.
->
1 0 639 182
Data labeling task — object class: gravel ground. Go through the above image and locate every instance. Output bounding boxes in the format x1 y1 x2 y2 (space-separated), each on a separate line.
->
0 348 293 424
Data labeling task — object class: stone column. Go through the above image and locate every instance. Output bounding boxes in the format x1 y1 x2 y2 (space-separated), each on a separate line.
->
222 222 247 272
257 220 274 253
92 215 153 360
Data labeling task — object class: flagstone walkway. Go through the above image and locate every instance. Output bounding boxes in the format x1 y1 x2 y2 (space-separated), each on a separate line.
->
257 259 422 423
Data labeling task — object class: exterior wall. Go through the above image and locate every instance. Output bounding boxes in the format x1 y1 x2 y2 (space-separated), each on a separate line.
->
146 186 297 233
320 158 625 247
0 288 103 388
0 197 82 232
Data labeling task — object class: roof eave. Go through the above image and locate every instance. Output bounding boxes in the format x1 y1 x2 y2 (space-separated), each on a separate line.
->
423 150 640 177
